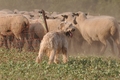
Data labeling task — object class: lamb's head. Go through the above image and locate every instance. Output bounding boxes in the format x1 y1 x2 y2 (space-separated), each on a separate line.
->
58 21 75 37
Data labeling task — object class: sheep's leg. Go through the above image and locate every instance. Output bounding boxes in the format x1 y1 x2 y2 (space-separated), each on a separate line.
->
27 33 35 51
16 34 24 52
0 40 3 47
12 30 25 51
94 41 102 54
107 38 115 54
4 36 9 49
85 37 93 54
112 32 120 57
116 42 120 57
13 34 24 52
28 39 35 51
14 38 19 49
8 35 14 48
19 35 25 51
86 44 91 54
34 39 40 47
113 38 120 57
100 44 107 55
99 38 107 55
48 50 55 64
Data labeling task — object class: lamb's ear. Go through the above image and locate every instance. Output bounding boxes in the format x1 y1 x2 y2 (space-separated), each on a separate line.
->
58 22 65 30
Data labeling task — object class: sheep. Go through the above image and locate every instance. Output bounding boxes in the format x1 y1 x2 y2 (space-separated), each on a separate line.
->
73 12 120 56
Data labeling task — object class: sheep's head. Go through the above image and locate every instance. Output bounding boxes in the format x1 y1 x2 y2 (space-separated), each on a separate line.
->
58 22 75 37
73 12 88 25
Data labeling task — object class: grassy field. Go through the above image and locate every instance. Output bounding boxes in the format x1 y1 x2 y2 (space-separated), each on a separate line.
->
0 48 120 80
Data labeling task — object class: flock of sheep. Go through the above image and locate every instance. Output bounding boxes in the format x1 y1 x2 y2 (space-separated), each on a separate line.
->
0 9 120 64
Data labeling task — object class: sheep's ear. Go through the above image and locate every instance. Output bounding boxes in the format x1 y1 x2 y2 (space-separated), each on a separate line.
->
72 13 79 16
38 10 43 13
61 15 68 19
73 17 77 25
61 15 68 21
53 17 57 19
85 13 88 16
58 22 65 30
30 14 34 17
45 15 49 19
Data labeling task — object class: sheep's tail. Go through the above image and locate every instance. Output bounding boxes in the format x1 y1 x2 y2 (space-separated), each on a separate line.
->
23 16 30 30
110 26 117 36
110 23 119 38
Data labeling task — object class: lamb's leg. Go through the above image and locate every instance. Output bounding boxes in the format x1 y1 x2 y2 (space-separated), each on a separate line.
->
48 50 55 64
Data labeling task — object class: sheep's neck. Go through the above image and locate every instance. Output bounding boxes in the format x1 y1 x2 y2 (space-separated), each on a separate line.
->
76 16 86 33
78 16 86 24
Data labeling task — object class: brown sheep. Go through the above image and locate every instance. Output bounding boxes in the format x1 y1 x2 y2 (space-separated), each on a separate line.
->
73 12 120 56
36 21 76 64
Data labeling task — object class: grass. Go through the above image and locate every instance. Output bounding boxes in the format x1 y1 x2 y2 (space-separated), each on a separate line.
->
0 48 120 80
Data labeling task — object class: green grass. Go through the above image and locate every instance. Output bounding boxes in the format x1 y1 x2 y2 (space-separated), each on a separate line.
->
0 48 120 80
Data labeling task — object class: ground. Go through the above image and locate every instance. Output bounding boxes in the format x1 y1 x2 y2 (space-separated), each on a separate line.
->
0 48 120 80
